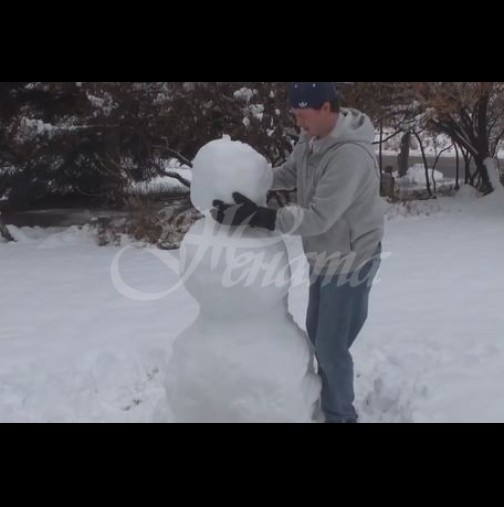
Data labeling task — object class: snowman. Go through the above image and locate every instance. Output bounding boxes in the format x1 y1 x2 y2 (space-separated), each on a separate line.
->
164 137 321 422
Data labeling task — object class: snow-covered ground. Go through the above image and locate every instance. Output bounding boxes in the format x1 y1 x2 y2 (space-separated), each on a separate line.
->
1 188 504 422
392 164 456 199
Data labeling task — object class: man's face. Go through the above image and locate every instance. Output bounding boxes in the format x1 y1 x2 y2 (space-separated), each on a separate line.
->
291 102 333 138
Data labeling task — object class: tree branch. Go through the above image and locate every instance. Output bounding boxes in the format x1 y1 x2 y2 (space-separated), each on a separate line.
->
155 140 193 168
372 128 402 146
161 171 191 189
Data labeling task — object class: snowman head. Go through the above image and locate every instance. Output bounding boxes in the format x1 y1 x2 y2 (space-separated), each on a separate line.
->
190 136 273 213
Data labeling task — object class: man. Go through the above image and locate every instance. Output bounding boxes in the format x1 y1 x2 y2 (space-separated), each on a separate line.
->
212 82 384 423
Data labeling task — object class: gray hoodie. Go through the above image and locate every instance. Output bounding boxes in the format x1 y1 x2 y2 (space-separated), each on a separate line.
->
272 108 385 275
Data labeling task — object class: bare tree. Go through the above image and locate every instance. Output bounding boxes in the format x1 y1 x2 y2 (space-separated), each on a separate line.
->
407 82 504 193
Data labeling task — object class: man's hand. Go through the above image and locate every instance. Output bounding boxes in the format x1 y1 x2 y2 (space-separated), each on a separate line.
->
211 192 277 231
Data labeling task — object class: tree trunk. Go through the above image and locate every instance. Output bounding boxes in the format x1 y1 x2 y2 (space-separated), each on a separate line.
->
397 132 411 178
462 149 472 185
476 89 492 193
0 214 15 242
475 157 493 194
379 120 384 176
413 131 432 197
454 143 460 191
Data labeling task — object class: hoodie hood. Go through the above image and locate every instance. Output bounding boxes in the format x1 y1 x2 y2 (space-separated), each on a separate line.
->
304 108 376 159
329 107 375 145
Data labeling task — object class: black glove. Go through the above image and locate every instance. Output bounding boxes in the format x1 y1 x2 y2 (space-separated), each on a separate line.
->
211 192 277 231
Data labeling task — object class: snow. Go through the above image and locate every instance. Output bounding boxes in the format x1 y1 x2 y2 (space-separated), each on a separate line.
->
396 163 445 186
86 91 117 117
387 164 457 201
129 169 192 195
162 218 320 423
190 136 273 212
2 183 504 422
15 117 60 142
234 87 256 102
128 159 192 195
357 191 504 423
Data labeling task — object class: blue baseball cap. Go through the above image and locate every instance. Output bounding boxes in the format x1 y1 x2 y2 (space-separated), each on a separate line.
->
289 82 338 109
